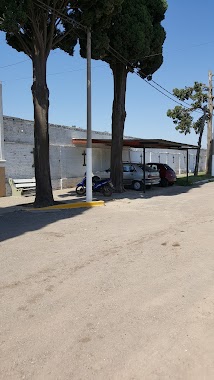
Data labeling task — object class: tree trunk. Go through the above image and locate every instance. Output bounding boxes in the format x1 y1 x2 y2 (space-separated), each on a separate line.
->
31 52 54 207
194 107 206 176
194 125 204 176
110 62 128 192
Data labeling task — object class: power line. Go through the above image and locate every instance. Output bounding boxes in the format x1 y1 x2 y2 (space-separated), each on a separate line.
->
2 64 105 83
35 0 86 31
108 46 203 114
0 50 57 69
0 59 29 69
37 2 202 113
36 1 192 110
1 1 214 70
34 0 84 43
0 0 207 115
1 39 214 71
42 0 204 113
142 40 214 59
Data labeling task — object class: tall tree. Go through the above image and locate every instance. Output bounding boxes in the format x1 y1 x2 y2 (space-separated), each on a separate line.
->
0 0 122 206
78 0 167 191
167 82 210 176
0 0 78 206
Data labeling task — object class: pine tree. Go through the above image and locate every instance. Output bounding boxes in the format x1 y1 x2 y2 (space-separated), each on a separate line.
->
0 0 122 205
78 0 167 191
167 82 209 176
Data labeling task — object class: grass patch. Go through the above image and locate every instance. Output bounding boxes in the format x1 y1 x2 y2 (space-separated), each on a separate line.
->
176 172 214 186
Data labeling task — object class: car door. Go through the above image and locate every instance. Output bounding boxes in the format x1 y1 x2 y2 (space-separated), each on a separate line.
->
157 164 164 178
123 164 135 185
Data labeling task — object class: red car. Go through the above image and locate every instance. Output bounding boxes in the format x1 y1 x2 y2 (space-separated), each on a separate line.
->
146 163 176 187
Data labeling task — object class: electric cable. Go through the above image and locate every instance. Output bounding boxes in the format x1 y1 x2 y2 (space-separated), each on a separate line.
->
2 64 104 83
108 46 204 114
1 0 209 115
0 59 29 69
37 1 197 111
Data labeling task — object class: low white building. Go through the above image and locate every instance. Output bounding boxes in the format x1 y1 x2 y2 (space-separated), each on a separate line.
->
1 116 206 196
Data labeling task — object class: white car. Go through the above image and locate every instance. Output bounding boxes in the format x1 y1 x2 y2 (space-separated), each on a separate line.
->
94 163 160 190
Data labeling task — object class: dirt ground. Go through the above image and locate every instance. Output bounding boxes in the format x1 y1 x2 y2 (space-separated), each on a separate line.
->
0 183 214 380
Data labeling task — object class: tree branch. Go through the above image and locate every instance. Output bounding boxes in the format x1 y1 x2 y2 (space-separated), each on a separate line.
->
16 32 32 57
46 0 58 56
52 27 72 49
27 5 44 51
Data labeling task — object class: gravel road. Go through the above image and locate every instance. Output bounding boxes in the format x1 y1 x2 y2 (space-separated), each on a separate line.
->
0 183 214 379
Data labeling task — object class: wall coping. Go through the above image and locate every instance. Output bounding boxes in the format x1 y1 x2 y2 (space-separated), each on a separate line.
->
3 115 135 139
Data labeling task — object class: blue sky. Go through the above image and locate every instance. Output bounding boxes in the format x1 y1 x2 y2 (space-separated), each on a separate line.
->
0 0 214 148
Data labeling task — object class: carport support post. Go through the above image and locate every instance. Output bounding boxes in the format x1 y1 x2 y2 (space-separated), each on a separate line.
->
86 28 92 202
186 149 189 184
143 146 146 193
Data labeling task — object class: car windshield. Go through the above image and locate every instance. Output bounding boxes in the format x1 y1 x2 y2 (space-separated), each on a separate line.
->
164 164 173 170
138 164 156 172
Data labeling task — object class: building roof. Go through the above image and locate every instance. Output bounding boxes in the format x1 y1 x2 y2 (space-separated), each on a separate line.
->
72 138 198 150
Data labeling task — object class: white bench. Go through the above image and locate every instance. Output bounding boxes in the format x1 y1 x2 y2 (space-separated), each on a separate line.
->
9 178 36 196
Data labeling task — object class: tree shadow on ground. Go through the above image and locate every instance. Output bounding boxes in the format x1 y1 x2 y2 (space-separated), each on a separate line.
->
0 182 208 243
0 203 89 243
59 182 206 202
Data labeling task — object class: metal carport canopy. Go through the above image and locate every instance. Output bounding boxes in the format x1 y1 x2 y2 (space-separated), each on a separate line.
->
72 138 199 191
72 138 198 150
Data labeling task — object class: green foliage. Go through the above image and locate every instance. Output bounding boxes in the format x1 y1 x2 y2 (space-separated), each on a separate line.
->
77 0 167 77
167 82 209 135
0 0 77 57
167 106 193 134
75 0 123 27
176 173 213 186
0 0 27 33
172 82 208 109
65 0 124 59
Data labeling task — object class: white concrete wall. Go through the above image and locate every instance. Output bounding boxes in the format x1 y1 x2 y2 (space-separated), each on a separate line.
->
3 116 207 195
3 116 114 195
129 148 206 174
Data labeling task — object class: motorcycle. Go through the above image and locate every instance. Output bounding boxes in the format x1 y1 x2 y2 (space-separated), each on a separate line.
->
76 176 113 197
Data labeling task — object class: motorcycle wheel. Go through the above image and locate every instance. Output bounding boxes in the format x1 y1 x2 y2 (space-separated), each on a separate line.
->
76 186 86 195
102 184 113 197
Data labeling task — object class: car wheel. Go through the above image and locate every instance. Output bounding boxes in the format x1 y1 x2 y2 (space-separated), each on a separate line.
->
132 180 142 191
161 178 169 187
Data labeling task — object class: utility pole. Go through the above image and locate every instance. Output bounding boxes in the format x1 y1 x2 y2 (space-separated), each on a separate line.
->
86 28 92 202
207 71 213 176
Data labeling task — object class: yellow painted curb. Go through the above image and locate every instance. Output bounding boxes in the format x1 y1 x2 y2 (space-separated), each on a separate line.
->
27 200 105 211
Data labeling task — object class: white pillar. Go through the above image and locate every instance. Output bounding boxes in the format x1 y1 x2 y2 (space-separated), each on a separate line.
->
0 82 5 161
0 82 6 196
178 154 181 175
86 28 92 202
59 146 63 190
